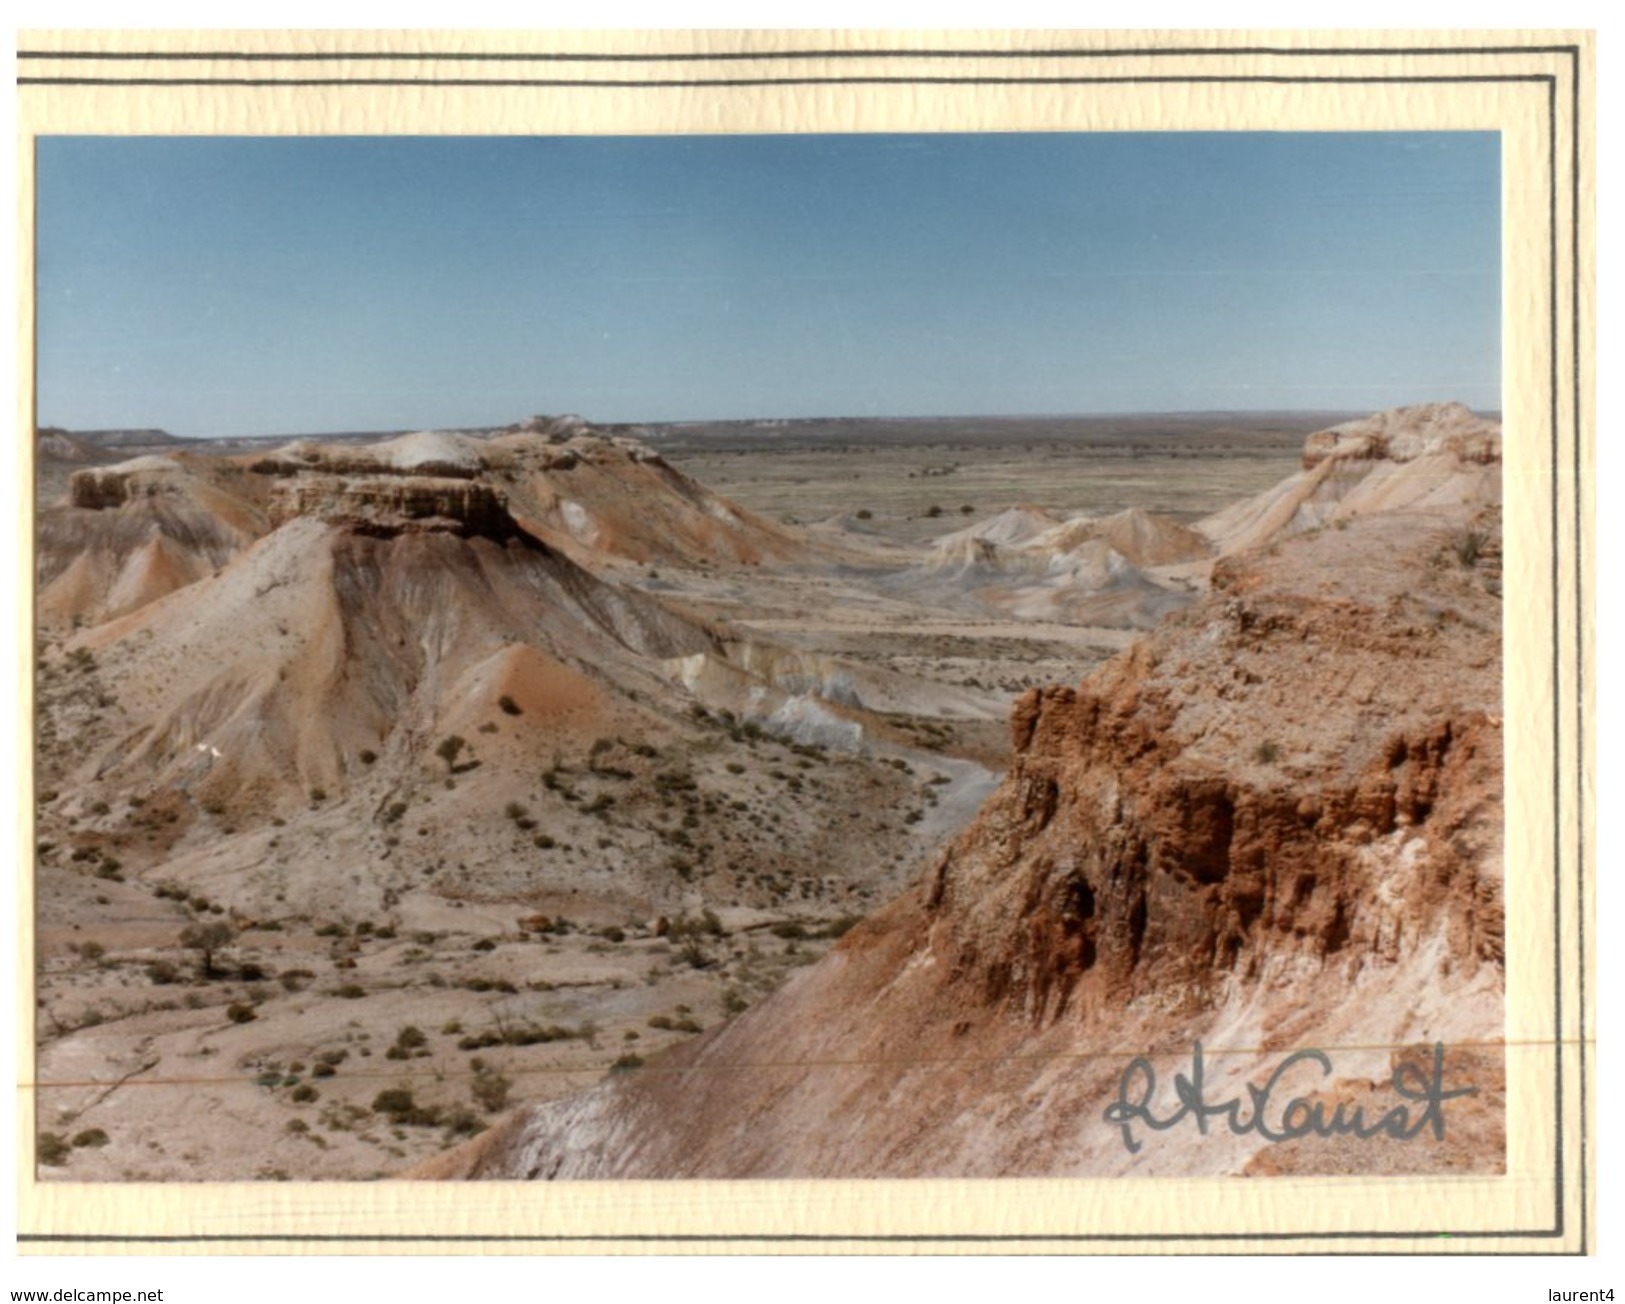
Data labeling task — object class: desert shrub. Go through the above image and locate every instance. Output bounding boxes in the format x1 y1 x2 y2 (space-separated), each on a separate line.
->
435 735 466 771
179 919 235 978
358 749 378 765
442 1106 486 1139
770 921 806 940
854 508 872 520
503 801 528 821
1453 529 1487 568
145 960 181 985
334 983 366 1000
311 1063 336 1079
471 1065 512 1113
610 1053 644 1073
372 1089 443 1127
457 1023 574 1051
71 1128 109 1148
291 1084 319 1103
37 1132 70 1166
226 1002 257 1024
286 1118 310 1134
396 1026 427 1050
498 695 522 716
1253 741 1282 765
278 968 314 992
371 1089 415 1116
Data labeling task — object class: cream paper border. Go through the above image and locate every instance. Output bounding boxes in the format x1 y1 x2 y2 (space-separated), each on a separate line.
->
12 29 1595 1255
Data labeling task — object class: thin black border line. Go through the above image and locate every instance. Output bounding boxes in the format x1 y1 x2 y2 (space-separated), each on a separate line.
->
1547 74 1565 1243
7 1229 1573 1245
1567 43 1588 1258
16 50 1583 1252
16 73 1555 88
14 43 1585 62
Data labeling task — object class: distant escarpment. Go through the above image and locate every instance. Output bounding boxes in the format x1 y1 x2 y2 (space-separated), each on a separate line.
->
422 404 1504 1181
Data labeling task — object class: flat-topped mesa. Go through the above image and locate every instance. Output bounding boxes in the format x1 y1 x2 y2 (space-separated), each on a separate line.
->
1301 401 1501 470
68 457 188 510
266 475 521 539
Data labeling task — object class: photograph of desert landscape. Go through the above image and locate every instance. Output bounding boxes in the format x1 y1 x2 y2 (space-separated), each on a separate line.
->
30 130 1506 1183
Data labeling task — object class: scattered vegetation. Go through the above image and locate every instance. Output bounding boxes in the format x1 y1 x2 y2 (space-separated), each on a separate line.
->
435 735 466 772
471 1062 512 1113
37 1132 71 1167
179 920 235 979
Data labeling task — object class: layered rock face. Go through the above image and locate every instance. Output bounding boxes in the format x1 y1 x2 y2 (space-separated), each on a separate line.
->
266 476 519 538
423 409 1504 1181
930 532 1503 1036
68 457 192 510
1299 401 1500 470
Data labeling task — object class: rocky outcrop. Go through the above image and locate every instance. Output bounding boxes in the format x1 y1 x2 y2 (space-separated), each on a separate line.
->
1300 401 1500 470
266 475 520 539
509 413 593 442
68 457 189 509
1201 403 1502 558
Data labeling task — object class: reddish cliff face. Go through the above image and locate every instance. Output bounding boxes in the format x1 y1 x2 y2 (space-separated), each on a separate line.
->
420 466 1504 1180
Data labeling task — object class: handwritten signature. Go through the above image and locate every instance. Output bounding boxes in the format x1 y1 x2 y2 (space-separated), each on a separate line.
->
1102 1042 1478 1154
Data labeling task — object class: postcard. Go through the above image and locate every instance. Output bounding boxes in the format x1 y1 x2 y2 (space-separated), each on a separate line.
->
12 28 1595 1254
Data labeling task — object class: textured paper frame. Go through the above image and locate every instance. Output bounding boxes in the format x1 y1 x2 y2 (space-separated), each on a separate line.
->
11 28 1595 1255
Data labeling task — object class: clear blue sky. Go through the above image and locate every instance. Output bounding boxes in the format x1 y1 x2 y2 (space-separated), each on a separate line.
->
36 132 1499 437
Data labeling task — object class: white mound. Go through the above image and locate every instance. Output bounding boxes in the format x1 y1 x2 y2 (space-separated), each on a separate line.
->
370 430 485 472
